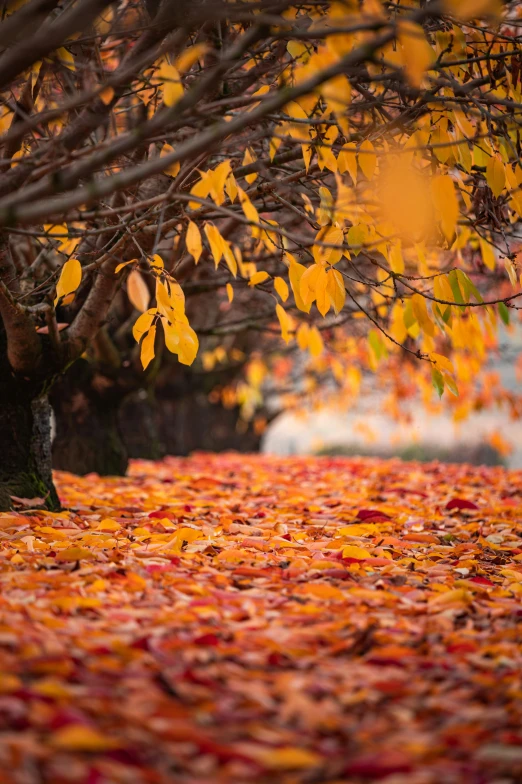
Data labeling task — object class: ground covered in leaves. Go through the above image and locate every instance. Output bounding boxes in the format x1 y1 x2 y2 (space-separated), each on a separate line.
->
0 455 521 784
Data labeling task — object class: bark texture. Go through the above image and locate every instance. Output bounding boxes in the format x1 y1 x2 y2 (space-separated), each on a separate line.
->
0 381 60 510
50 358 129 476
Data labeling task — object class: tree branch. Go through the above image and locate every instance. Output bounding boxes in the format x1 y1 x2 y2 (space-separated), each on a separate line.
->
0 280 42 374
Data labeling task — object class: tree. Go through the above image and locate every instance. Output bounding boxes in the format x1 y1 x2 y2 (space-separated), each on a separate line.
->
0 0 521 509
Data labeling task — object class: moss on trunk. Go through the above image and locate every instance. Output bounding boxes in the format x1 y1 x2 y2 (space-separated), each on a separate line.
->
0 393 60 511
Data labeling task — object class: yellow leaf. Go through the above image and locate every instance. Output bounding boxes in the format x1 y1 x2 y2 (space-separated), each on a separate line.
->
140 325 156 370
338 524 379 536
358 140 376 180
274 276 289 302
55 259 82 305
127 270 150 312
249 271 270 286
398 20 433 88
156 279 175 321
313 225 344 266
99 86 114 105
163 321 179 353
442 0 502 21
276 304 294 343
159 62 183 107
56 47 75 71
115 259 136 274
189 175 210 209
388 243 404 274
315 268 331 317
242 147 258 184
225 173 238 203
486 156 505 198
288 255 311 313
208 161 231 206
308 325 323 358
342 545 372 559
411 293 435 337
238 186 260 231
337 143 358 184
301 583 344 600
186 221 202 264
222 241 238 278
177 323 199 366
296 322 309 350
204 223 225 268
175 43 208 73
160 143 180 177
226 282 234 303
431 175 459 241
252 746 321 770
300 264 325 306
132 309 157 342
479 237 496 271
327 268 346 314
150 254 164 272
50 725 119 752
56 547 94 562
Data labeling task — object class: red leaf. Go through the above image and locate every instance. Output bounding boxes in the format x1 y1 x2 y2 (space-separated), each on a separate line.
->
344 752 413 778
446 498 478 510
356 509 392 521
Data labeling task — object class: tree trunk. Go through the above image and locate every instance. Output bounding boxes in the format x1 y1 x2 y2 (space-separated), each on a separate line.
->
0 390 60 511
50 359 128 476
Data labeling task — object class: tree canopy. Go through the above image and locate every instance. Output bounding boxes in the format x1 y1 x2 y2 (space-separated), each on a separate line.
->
0 0 522 507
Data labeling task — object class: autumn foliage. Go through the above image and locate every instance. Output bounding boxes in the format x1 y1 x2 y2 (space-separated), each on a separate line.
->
2 0 522 506
1 454 522 782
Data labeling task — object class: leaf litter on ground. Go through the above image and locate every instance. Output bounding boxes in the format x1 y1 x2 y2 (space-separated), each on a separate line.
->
0 454 521 783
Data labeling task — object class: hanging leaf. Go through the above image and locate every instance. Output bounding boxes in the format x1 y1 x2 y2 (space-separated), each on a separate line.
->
204 224 225 268
308 326 324 358
226 282 234 303
398 20 433 88
175 43 208 73
140 325 156 370
158 62 183 107
411 293 435 336
127 270 150 312
315 271 331 317
443 0 502 21
486 156 505 198
432 366 445 398
54 259 82 305
327 269 346 314
186 221 202 264
249 271 270 286
242 148 258 184
275 304 294 343
498 302 510 326
358 140 376 180
177 323 199 365
160 143 180 178
431 175 459 241
479 237 496 271
287 255 311 314
274 277 289 302
132 309 157 342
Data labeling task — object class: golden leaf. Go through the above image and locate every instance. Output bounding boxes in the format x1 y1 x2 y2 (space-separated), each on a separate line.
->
274 276 289 302
186 221 202 264
140 325 156 370
55 259 82 306
398 20 433 88
127 270 150 312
